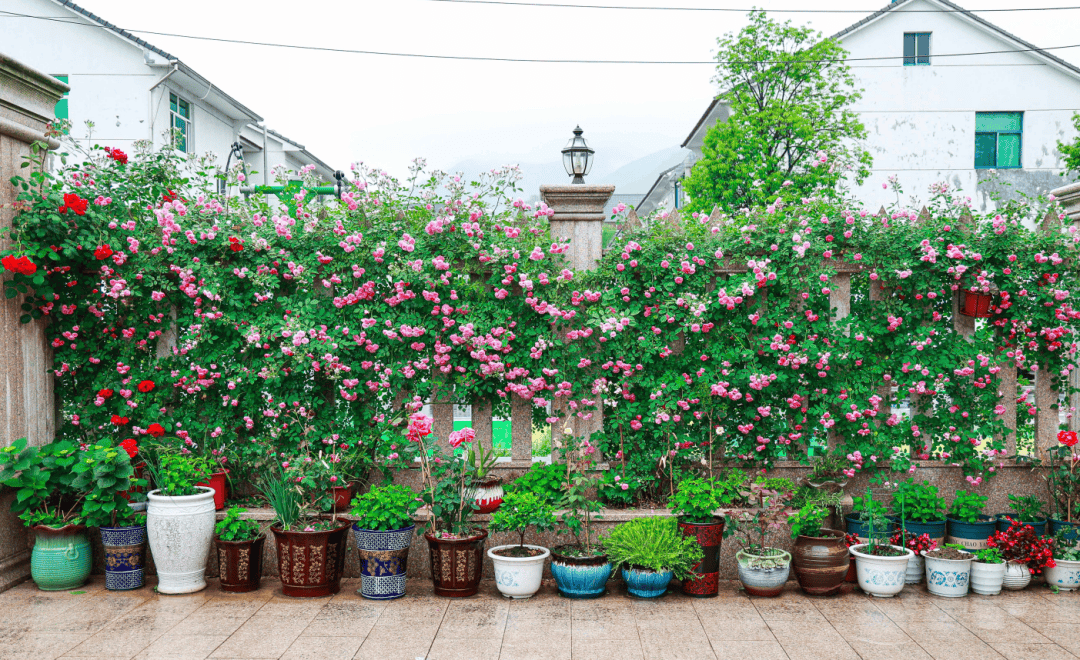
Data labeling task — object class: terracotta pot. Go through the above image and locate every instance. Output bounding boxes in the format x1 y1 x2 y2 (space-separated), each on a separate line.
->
677 517 724 597
195 470 229 511
962 291 995 318
792 529 849 596
324 486 353 513
425 530 488 597
468 476 504 514
272 524 350 598
215 535 266 593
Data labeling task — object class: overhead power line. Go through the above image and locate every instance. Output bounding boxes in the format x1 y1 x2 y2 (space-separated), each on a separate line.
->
421 0 1080 11
2 10 1079 65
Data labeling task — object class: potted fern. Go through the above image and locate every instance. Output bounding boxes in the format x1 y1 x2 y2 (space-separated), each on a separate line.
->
214 507 265 593
604 516 703 599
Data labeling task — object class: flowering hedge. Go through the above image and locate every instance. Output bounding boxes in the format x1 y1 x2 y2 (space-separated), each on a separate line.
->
3 142 1078 501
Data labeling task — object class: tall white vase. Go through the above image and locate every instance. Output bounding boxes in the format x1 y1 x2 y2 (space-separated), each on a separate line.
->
147 487 216 594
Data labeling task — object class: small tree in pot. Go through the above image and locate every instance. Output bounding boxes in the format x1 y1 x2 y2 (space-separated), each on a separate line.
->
351 484 422 600
550 431 610 600
723 481 796 597
487 491 558 599
848 490 915 598
214 507 265 593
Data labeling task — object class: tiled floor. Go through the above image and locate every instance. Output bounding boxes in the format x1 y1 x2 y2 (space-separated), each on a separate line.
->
1 577 1079 660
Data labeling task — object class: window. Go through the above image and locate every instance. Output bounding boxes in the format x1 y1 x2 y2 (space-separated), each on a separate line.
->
975 112 1023 169
53 75 69 121
169 92 191 153
903 32 931 65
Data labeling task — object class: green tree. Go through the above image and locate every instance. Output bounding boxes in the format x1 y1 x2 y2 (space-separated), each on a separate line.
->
1058 112 1080 177
683 10 872 216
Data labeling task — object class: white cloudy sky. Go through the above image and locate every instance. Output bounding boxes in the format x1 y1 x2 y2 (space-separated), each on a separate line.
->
60 0 1080 182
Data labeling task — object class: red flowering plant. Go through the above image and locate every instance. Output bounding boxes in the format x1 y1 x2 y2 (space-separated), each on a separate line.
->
987 518 1056 574
1045 430 1080 523
889 529 937 555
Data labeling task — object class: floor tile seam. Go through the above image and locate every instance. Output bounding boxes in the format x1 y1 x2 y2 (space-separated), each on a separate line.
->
67 597 153 637
426 596 451 660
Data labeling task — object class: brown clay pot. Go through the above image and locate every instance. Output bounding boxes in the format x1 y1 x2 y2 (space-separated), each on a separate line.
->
215 535 266 593
792 529 849 596
425 529 488 597
271 523 350 598
678 517 725 598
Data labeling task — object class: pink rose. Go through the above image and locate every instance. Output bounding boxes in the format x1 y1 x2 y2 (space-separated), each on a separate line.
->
449 427 476 448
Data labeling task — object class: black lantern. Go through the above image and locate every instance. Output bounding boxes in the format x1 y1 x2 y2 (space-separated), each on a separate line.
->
561 125 594 184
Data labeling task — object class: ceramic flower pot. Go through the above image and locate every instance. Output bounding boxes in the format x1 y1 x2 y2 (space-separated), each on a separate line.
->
677 517 724 597
147 487 216 594
622 567 673 599
995 515 1047 536
550 546 612 599
100 524 147 591
215 535 266 593
845 514 895 542
1044 558 1080 591
850 544 914 598
898 519 947 545
845 555 857 583
353 524 415 600
272 523 351 598
1002 561 1032 590
1049 518 1080 544
324 486 353 513
970 560 1006 595
905 555 925 584
425 530 488 597
946 516 997 550
30 524 92 591
468 476 504 514
195 470 229 511
792 529 849 596
922 550 973 598
735 548 791 598
488 544 549 599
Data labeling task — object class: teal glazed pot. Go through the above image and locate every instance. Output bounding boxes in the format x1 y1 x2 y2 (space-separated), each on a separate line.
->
946 516 997 550
31 524 92 591
550 546 612 599
1049 518 1080 543
898 519 947 542
845 514 895 540
995 515 1047 536
622 567 673 599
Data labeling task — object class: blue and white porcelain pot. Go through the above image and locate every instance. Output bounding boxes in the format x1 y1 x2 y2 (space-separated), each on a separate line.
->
1044 558 1080 591
921 549 972 598
99 524 147 591
621 567 673 598
488 544 549 599
550 546 612 599
352 524 415 600
850 544 913 598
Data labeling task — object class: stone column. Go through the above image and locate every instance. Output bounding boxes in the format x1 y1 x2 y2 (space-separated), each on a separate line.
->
1050 181 1080 433
0 53 68 592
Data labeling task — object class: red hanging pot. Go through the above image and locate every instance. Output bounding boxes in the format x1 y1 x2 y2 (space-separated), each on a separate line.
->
961 291 994 318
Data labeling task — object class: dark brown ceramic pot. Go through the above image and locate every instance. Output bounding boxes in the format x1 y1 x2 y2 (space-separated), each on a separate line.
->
272 524 350 598
677 517 725 598
425 529 488 597
792 528 849 596
215 535 266 593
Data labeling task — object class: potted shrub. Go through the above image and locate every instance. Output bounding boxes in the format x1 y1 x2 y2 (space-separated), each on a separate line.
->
604 516 702 599
214 507 265 593
722 481 796 597
0 439 91 591
922 545 974 598
969 546 1006 595
1044 528 1080 591
462 429 503 514
551 461 610 599
849 512 914 598
668 476 726 597
1047 431 1080 542
996 494 1047 535
788 503 848 596
987 518 1056 590
946 490 996 549
892 479 948 543
351 484 421 600
802 454 849 490
487 491 558 599
143 450 217 594
890 529 937 585
846 491 895 541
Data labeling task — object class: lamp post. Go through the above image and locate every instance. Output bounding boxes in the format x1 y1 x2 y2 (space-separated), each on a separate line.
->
561 125 594 184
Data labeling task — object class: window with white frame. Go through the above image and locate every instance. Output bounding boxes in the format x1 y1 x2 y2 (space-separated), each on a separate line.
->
169 92 191 153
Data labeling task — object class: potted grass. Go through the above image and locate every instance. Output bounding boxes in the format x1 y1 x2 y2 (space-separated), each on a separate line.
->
789 503 848 596
996 494 1048 535
668 476 726 597
922 545 974 598
214 507 265 593
143 449 217 594
893 479 948 544
351 484 422 600
1047 431 1080 542
604 516 703 599
846 491 895 541
1045 528 1080 591
946 490 996 549
723 481 796 597
969 546 1006 595
849 511 914 598
487 491 558 599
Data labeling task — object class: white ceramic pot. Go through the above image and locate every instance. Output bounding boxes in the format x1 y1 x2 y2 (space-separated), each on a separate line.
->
905 554 924 584
488 544 550 599
850 544 913 598
970 560 1006 595
1002 561 1031 591
147 487 216 594
922 550 973 598
1044 558 1080 591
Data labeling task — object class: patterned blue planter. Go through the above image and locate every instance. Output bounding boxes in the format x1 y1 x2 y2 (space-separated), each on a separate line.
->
1049 518 1080 543
898 519 947 541
946 516 997 549
995 515 1047 536
550 547 612 599
99 525 147 591
845 514 895 540
622 567 673 598
352 524 414 600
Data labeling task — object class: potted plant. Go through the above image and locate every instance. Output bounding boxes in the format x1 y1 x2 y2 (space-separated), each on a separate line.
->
846 491 895 541
1044 528 1080 591
892 479 948 544
889 529 937 585
946 490 996 549
996 494 1047 535
603 516 703 599
487 491 558 599
143 450 217 594
0 438 91 591
844 532 860 583
1047 431 1080 542
668 476 726 597
922 545 974 598
803 454 849 490
722 481 796 597
350 483 421 600
987 518 1056 590
462 429 503 514
849 511 914 598
969 546 1006 595
788 503 848 596
214 507 265 593
550 470 610 599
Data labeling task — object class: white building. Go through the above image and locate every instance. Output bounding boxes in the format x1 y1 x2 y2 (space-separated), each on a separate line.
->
647 0 1080 213
0 0 336 184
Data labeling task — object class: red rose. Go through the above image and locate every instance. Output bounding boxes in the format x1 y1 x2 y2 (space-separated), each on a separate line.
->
1060 431 1079 448
111 414 129 426
104 147 128 165
93 245 114 260
162 190 178 204
60 193 89 216
137 380 155 393
229 241 243 252
147 423 165 437
119 438 138 458
99 388 114 399
1 255 37 275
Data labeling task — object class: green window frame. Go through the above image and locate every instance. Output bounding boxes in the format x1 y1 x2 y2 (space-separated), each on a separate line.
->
975 112 1023 169
903 32 931 66
53 75 69 121
169 92 191 153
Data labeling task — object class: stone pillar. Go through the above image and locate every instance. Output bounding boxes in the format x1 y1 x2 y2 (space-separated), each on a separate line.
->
471 398 493 452
431 383 454 453
0 53 68 592
1050 181 1080 433
539 185 615 271
510 395 533 463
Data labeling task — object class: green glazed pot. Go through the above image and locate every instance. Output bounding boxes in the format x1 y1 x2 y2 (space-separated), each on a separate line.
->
31 524 92 591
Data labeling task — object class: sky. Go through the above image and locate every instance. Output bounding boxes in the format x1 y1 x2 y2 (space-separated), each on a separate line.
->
51 0 1080 186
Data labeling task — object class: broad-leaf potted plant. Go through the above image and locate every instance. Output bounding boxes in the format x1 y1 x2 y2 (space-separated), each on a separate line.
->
892 479 948 543
143 449 217 594
214 506 265 593
487 491 557 599
723 481 796 597
603 516 703 599
668 476 726 597
969 546 1006 595
996 494 1047 535
1044 528 1080 591
946 490 995 549
788 503 848 596
351 483 422 600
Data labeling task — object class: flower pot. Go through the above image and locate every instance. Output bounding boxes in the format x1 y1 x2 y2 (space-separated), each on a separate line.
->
845 556 857 583
1049 518 1080 543
215 535 266 593
946 516 997 550
678 517 724 597
195 470 229 511
550 546 612 599
735 548 791 598
850 544 914 598
962 291 995 318
622 567 673 598
272 523 351 598
147 487 216 594
791 529 848 596
995 515 1047 536
488 544 549 599
468 476 504 514
922 550 973 598
845 514 895 542
905 555 925 584
353 524 415 600
898 519 947 545
1002 561 1032 590
324 486 353 513
1045 558 1080 591
30 524 92 591
425 530 488 597
100 525 147 591
970 560 1006 595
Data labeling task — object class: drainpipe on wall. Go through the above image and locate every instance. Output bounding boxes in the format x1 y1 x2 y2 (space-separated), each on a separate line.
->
147 61 179 144
260 123 270 187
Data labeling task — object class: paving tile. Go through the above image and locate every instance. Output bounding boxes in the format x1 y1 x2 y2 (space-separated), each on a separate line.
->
0 632 91 660
505 594 569 621
639 639 718 660
208 620 308 659
301 601 383 638
711 640 788 660
848 640 933 660
752 599 827 622
33 594 147 634
165 612 253 638
916 639 1006 660
61 628 161 657
279 636 363 660
572 617 641 641
953 614 1053 644
835 621 914 644
352 636 433 660
700 617 776 642
689 597 759 619
131 633 229 659
501 617 569 637
425 636 502 660
778 639 861 660
987 644 1077 660
632 598 699 621
499 640 572 660
637 618 710 646
249 596 329 621
766 619 845 643
571 639 646 660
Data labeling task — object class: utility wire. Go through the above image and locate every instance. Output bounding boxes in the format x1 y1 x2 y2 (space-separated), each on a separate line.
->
420 0 1080 11
2 9 1079 65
